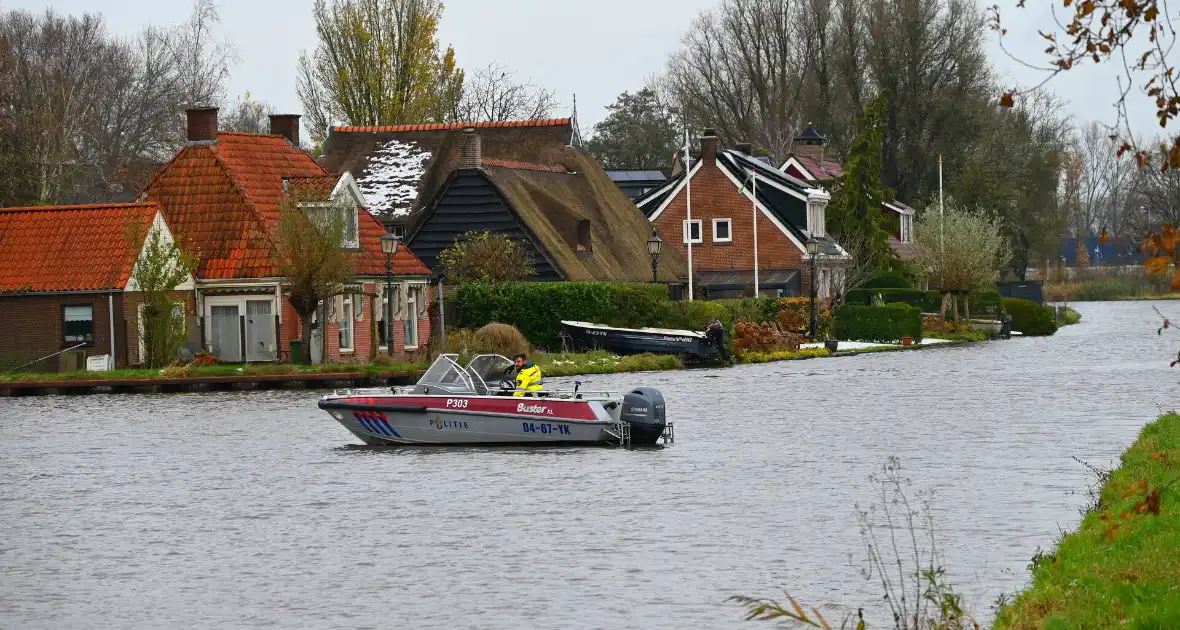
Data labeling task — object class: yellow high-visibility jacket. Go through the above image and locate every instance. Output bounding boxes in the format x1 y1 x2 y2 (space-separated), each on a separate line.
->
514 362 543 397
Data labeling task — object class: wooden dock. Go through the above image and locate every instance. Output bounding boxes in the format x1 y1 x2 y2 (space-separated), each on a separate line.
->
0 370 424 397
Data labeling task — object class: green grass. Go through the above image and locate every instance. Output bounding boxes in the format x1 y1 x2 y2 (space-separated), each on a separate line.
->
925 329 991 342
533 351 684 377
0 362 423 383
1057 306 1082 326
994 413 1180 629
735 348 830 363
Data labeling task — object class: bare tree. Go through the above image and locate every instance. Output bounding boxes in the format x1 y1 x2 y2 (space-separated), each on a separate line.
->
914 196 1010 320
663 0 812 161
172 0 235 108
221 92 275 134
1073 121 1140 238
451 63 557 123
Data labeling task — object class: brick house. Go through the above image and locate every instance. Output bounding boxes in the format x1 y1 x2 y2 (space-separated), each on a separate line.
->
780 126 917 260
140 108 433 364
0 202 196 372
636 129 845 298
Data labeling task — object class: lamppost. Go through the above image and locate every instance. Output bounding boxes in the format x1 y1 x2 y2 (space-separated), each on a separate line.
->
806 235 819 340
646 228 663 283
380 231 400 359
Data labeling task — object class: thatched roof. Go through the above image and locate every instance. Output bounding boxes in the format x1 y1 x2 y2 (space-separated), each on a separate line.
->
478 148 688 282
319 120 576 223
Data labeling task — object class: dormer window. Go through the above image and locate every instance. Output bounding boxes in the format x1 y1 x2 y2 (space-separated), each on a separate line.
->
576 220 592 252
304 201 359 249
806 189 830 238
899 213 914 243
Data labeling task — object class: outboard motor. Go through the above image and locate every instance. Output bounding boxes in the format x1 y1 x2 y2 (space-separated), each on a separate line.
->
704 319 729 359
620 387 667 445
1000 313 1013 339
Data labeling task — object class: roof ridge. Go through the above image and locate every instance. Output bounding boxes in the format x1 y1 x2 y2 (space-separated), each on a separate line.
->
481 159 568 173
330 118 571 133
217 131 285 138
0 201 158 213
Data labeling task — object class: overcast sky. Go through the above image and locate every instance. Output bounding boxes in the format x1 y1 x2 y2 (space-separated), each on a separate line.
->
3 0 1162 138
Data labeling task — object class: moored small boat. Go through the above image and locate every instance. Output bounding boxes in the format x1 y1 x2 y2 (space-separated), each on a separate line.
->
560 319 726 359
317 354 672 446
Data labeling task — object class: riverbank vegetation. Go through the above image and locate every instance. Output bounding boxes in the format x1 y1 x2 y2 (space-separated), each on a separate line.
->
1045 276 1178 302
994 413 1180 629
1005 298 1058 336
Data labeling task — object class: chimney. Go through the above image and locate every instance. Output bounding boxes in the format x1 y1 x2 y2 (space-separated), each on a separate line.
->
459 128 482 169
186 107 219 143
701 127 719 164
736 142 753 155
269 114 301 147
793 126 827 163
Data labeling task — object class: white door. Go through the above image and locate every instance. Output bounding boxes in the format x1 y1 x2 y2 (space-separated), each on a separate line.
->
245 300 276 362
210 305 242 362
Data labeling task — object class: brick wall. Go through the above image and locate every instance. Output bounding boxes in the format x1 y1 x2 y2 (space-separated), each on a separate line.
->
0 293 124 372
285 283 431 364
651 158 807 287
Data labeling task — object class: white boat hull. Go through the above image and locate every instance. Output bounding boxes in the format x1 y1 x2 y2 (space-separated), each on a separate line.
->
319 394 628 445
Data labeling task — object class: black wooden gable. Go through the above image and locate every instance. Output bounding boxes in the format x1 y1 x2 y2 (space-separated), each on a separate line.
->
406 169 561 281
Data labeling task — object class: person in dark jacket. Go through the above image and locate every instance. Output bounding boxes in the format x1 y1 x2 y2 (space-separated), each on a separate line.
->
513 352 543 397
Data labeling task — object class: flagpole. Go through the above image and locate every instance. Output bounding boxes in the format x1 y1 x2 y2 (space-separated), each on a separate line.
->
938 153 944 252
685 128 694 301
752 166 759 296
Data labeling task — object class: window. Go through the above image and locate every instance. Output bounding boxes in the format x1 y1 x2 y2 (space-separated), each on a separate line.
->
63 305 94 344
339 296 354 352
390 224 406 239
576 219 592 252
900 214 914 243
713 218 732 243
306 203 359 248
683 219 703 244
354 293 364 320
404 287 419 350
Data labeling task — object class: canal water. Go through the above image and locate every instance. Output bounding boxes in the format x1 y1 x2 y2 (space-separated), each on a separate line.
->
2 301 1178 629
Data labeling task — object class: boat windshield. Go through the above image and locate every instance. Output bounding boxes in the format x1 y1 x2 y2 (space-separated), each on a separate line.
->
465 354 514 391
416 354 476 394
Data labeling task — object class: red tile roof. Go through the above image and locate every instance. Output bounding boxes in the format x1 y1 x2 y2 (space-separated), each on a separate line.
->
789 154 845 180
0 202 160 293
482 159 568 173
144 132 429 279
331 118 571 133
283 174 343 201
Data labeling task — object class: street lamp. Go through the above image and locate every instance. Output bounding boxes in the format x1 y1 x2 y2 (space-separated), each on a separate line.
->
806 235 819 340
380 231 400 358
646 228 663 283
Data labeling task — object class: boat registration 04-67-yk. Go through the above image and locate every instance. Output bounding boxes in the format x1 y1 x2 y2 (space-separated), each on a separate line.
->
522 422 571 435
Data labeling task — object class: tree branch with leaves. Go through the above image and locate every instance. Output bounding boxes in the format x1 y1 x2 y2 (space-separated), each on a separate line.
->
128 224 197 368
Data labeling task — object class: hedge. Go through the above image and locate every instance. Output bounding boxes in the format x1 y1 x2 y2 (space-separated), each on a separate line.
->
455 282 672 349
1004 298 1057 336
860 270 913 290
845 288 1006 317
833 304 923 343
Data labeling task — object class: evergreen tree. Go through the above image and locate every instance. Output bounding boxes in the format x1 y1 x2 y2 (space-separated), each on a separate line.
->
827 92 894 266
583 89 678 170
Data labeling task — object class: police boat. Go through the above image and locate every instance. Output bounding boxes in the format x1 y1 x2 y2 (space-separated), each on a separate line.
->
317 354 672 446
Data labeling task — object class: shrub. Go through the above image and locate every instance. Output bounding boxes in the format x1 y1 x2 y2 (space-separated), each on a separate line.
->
732 321 803 357
455 281 669 349
771 297 832 339
847 288 930 309
861 270 913 289
1004 298 1057 336
474 322 529 356
833 304 923 343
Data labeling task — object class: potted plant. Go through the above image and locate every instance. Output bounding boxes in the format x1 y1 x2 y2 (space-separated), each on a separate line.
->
824 339 839 352
901 336 914 346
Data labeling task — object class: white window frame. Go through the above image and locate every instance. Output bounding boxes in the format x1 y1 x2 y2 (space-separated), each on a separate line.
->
339 296 354 353
302 202 359 249
201 292 280 363
712 218 733 243
683 219 703 244
404 287 419 350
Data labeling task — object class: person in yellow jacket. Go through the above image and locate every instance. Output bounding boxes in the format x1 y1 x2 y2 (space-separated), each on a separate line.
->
512 352 543 397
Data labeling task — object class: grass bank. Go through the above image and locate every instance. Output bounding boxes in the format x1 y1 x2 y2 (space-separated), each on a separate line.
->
1057 306 1082 326
0 362 422 383
995 413 1180 629
1045 276 1178 301
533 351 684 377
